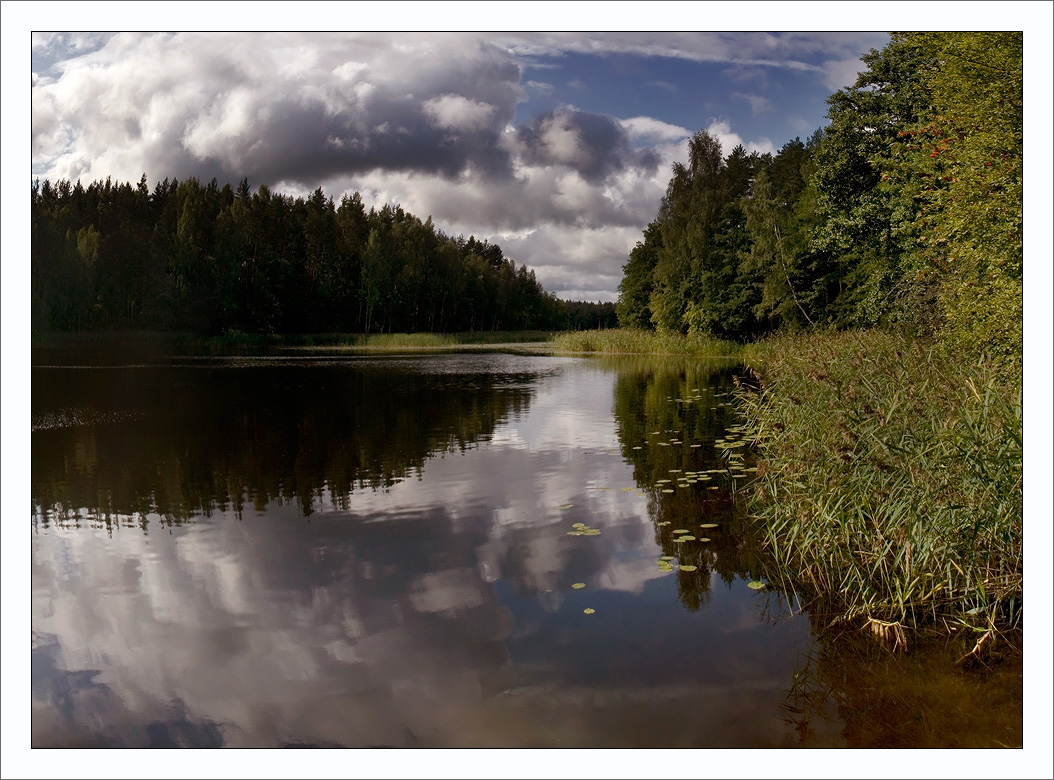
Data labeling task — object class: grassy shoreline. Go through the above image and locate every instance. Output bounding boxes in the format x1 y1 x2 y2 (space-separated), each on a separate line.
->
32 329 559 351
549 328 741 357
737 330 1022 648
555 328 1023 647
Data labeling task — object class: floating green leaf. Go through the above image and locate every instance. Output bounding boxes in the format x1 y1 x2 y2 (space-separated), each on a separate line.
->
572 522 586 529
583 608 596 614
698 537 710 543
659 556 675 561
572 582 586 589
679 565 698 572
559 504 575 509
700 523 718 528
746 581 767 590
673 529 689 534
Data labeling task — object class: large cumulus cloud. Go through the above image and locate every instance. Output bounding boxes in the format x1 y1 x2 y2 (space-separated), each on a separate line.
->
32 32 528 185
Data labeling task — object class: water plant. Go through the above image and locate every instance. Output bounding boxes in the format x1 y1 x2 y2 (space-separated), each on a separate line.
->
736 330 1022 644
550 328 740 357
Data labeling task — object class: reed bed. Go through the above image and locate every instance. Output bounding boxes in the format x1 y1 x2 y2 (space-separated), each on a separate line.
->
198 330 557 349
551 328 741 357
736 330 1022 642
353 332 459 348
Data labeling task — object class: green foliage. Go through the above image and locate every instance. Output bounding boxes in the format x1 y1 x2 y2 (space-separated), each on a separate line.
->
885 32 1022 364
810 34 936 329
562 300 618 331
31 176 579 336
616 221 661 329
737 330 1022 633
616 32 1022 371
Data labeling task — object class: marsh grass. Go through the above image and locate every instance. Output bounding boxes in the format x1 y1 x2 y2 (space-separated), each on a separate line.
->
736 330 1022 642
551 328 740 357
177 330 557 351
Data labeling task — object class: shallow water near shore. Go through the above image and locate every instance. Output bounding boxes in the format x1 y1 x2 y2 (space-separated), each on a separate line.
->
30 342 1022 748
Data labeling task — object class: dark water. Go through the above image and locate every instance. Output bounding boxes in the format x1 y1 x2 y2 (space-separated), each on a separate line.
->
30 343 1022 749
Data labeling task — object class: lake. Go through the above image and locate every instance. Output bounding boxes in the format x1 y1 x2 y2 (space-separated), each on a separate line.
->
30 341 1022 748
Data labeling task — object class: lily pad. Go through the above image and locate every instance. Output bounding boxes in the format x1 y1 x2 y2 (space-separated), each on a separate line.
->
662 489 674 493
698 537 710 543
672 529 689 534
583 608 596 614
582 529 601 536
679 564 698 572
659 555 675 561
746 580 767 590
559 504 575 509
572 522 586 529
572 582 586 589
700 523 718 528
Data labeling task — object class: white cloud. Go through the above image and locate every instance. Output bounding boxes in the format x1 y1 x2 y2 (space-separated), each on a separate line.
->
423 94 497 132
730 91 773 118
494 31 883 74
821 56 870 91
620 116 690 145
705 119 776 157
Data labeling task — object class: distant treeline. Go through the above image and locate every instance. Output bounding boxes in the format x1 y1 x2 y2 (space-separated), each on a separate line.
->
31 176 617 335
617 32 1021 364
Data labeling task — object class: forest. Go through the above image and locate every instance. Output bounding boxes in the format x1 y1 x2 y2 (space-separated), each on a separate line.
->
616 32 1022 366
31 176 616 336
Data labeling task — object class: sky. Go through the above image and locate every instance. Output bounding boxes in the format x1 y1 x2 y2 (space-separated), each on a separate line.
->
27 27 892 301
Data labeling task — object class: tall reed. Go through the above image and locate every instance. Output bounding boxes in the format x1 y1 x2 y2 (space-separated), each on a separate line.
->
551 328 741 357
737 330 1022 641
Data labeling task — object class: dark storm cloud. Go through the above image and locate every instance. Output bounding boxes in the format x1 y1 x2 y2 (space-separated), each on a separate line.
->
515 107 661 184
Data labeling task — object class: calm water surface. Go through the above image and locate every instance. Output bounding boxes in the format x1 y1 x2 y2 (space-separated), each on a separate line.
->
30 343 1021 748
